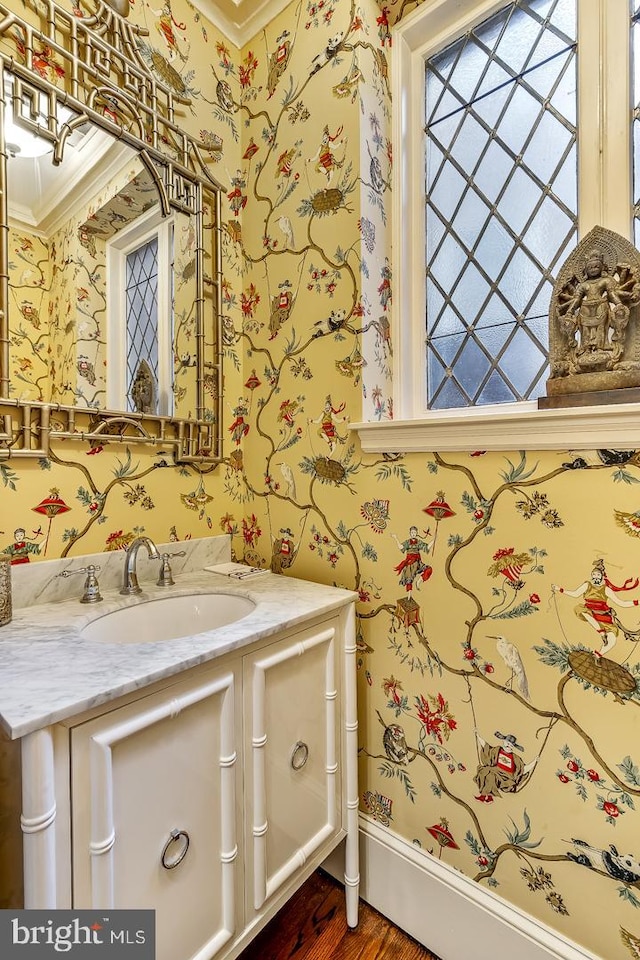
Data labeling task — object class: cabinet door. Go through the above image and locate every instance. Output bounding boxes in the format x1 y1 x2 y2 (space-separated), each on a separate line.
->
71 666 241 960
244 622 342 914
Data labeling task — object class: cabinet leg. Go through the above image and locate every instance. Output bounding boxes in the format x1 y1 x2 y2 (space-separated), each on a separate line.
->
21 728 57 908
343 603 360 929
344 802 360 929
344 873 360 929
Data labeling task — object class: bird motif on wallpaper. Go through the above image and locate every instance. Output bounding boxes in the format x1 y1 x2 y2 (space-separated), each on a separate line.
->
276 216 295 249
615 508 640 538
370 154 386 193
488 635 530 700
621 926 640 959
278 461 297 500
598 449 636 466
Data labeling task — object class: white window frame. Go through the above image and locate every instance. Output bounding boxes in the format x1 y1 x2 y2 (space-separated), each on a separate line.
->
352 0 640 451
106 205 174 416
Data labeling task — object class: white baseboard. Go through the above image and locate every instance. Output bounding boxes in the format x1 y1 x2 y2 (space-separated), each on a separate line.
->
323 815 601 960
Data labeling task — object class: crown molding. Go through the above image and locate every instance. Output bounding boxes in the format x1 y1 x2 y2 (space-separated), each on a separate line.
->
190 0 293 46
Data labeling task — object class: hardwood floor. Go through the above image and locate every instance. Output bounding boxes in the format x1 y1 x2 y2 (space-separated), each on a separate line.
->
238 870 442 960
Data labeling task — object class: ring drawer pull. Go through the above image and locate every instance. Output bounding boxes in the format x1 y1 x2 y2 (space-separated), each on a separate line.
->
291 740 309 770
161 829 190 869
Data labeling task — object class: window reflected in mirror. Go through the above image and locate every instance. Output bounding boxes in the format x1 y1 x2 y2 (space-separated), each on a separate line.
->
7 124 205 422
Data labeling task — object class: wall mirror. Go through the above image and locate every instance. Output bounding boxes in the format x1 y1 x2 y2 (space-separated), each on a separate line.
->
0 0 223 463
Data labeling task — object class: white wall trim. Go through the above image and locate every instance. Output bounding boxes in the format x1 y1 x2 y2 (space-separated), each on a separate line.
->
323 816 602 960
351 400 640 453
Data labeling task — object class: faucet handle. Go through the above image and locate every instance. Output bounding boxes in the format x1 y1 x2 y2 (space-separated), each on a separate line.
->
156 551 186 587
57 564 103 604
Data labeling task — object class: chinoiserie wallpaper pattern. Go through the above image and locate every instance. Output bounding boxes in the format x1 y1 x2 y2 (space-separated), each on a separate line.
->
9 154 149 408
2 0 640 957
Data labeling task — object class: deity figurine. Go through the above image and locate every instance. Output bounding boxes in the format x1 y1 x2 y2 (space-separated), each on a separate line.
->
559 249 629 366
130 360 156 414
547 226 640 395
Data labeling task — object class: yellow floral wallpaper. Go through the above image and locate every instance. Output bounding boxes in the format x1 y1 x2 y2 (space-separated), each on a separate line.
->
233 2 640 959
7 224 53 402
8 154 152 406
3 0 640 958
0 0 243 559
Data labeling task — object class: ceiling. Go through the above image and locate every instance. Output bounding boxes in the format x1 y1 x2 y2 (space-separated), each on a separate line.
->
190 0 292 46
7 129 136 237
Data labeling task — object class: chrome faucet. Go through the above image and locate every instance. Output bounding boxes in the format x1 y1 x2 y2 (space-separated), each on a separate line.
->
120 536 160 595
57 564 103 603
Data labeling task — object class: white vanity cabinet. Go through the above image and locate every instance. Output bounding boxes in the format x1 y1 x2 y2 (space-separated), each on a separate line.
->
244 621 342 917
17 601 359 960
70 664 242 960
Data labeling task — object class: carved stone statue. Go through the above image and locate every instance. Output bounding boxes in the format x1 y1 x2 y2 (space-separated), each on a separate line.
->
130 359 156 414
547 227 640 396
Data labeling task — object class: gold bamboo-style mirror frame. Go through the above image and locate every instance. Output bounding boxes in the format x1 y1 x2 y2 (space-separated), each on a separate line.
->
0 0 224 463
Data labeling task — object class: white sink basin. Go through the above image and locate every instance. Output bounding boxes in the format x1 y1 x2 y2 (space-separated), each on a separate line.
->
82 593 256 644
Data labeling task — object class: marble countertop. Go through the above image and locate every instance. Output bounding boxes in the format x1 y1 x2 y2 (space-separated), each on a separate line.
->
0 569 355 740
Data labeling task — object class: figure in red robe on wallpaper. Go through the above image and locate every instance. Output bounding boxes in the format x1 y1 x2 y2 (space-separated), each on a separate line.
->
308 395 348 456
552 558 640 658
3 527 42 564
392 526 432 592
474 731 537 802
228 399 250 446
272 527 296 575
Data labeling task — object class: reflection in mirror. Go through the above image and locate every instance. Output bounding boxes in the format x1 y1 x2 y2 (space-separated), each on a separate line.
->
6 109 204 422
0 0 223 463
201 187 221 419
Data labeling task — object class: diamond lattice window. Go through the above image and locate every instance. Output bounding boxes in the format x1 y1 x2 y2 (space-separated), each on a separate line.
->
425 0 578 409
126 237 159 411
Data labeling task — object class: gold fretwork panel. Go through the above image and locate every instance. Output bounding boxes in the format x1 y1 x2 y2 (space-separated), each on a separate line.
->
0 397 219 463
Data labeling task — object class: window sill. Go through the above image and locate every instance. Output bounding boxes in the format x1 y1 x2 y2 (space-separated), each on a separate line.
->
351 402 640 453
